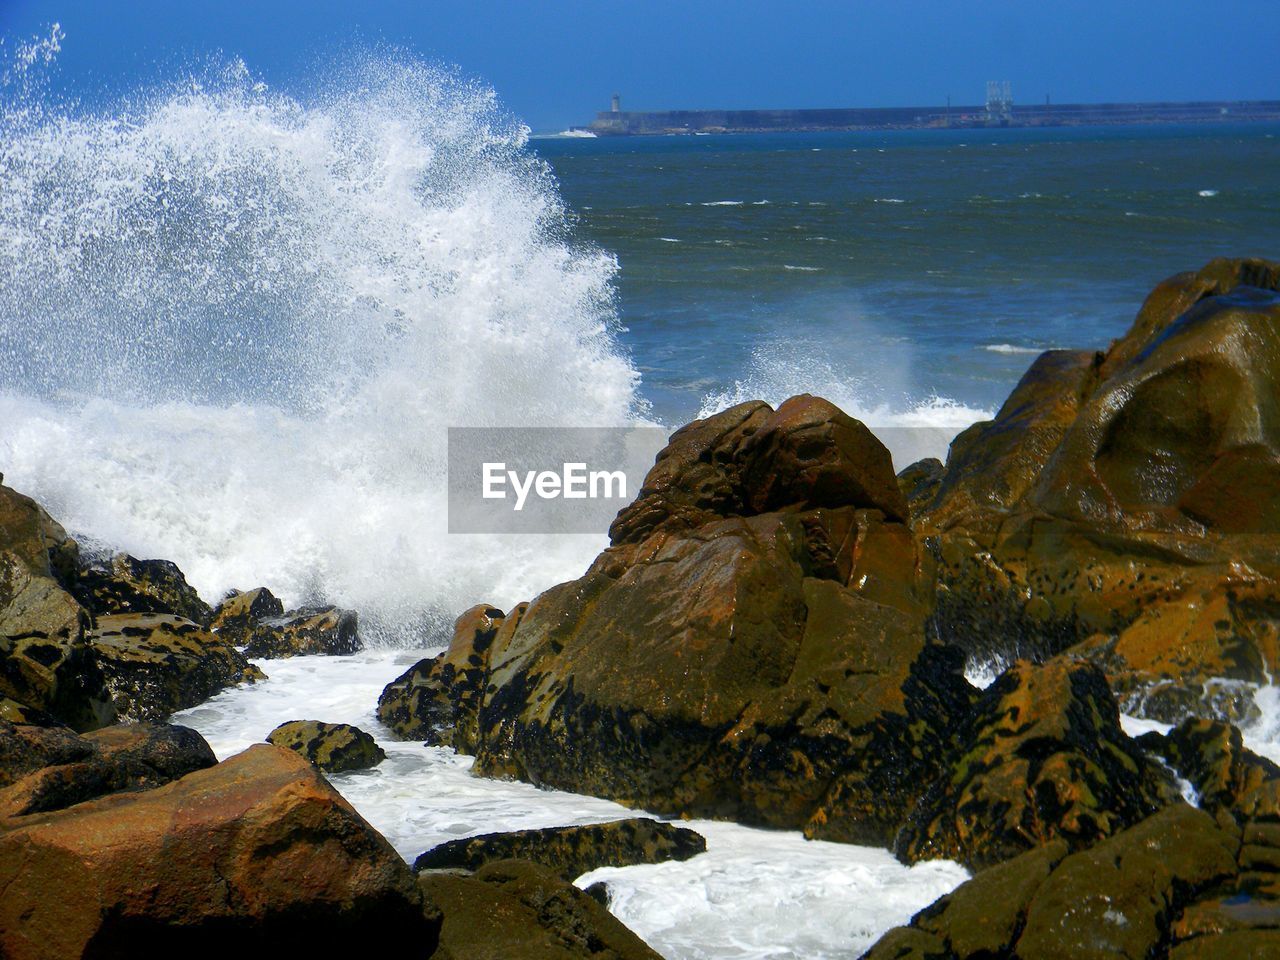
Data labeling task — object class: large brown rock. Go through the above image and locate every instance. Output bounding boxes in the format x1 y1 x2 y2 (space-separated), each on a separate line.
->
918 259 1280 722
381 398 971 845
420 858 661 960
898 657 1176 869
0 720 216 819
0 744 435 958
88 613 265 722
413 818 706 881
0 481 114 730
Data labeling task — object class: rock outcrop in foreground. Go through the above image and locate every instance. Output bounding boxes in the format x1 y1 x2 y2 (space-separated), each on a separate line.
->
382 395 976 846
0 744 437 958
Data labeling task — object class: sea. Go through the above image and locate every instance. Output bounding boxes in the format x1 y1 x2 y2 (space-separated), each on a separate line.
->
3 36 1280 958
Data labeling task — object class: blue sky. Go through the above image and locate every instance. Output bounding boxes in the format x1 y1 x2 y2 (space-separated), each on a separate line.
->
2 1 1277 131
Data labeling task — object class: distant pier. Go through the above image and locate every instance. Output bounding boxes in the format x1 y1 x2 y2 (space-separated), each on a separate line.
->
578 97 1280 136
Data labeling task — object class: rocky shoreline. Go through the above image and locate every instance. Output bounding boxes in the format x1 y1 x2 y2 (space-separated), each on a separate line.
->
3 257 1280 957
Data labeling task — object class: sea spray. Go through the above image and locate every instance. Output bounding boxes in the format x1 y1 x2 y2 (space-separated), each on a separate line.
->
0 37 647 641
697 343 989 468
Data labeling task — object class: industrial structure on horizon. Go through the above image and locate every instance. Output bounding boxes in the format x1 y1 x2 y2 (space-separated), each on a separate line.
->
579 83 1280 135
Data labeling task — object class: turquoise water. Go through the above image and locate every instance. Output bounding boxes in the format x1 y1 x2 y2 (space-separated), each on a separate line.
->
538 124 1280 423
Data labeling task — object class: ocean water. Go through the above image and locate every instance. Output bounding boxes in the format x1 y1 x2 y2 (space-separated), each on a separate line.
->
173 651 970 960
3 34 1280 959
537 124 1280 427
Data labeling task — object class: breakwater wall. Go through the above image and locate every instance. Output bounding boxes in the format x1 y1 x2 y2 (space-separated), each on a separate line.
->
583 100 1280 135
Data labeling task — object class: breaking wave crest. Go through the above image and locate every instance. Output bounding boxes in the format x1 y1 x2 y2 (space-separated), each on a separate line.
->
0 33 645 641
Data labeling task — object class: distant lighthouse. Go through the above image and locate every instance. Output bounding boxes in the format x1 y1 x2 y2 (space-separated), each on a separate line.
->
611 93 621 113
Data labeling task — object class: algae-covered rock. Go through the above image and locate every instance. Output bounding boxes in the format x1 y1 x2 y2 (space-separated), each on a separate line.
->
70 552 212 625
413 818 706 881
899 657 1175 869
209 587 284 646
267 719 385 772
1141 717 1280 820
0 481 114 731
89 613 265 722
419 858 662 960
244 605 361 658
865 805 1241 960
378 602 507 751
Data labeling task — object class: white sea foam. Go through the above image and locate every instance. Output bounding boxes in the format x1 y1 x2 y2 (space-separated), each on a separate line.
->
0 47 648 639
701 200 744 207
984 343 1048 355
873 197 905 204
1198 189 1219 198
174 651 969 960
698 345 989 467
557 128 598 138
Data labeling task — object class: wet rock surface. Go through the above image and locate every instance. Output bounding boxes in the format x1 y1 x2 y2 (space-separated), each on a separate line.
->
69 552 213 625
88 613 265 722
0 744 437 958
916 258 1280 724
209 586 285 645
0 481 113 730
244 604 362 658
413 817 707 881
0 719 216 819
420 858 663 960
267 718 386 772
382 395 973 845
899 657 1176 869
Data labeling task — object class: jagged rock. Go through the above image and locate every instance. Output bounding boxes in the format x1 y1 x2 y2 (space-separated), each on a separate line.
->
0 744 436 957
382 397 972 845
0 719 94 787
897 457 945 521
1141 717 1280 820
863 840 1070 960
419 858 662 960
69 552 212 625
413 818 706 881
0 482 113 731
88 613 265 722
898 657 1176 869
918 258 1280 723
864 805 1241 960
244 605 362 658
209 587 284 645
377 603 509 750
607 395 907 545
0 721 216 819
267 719 386 772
